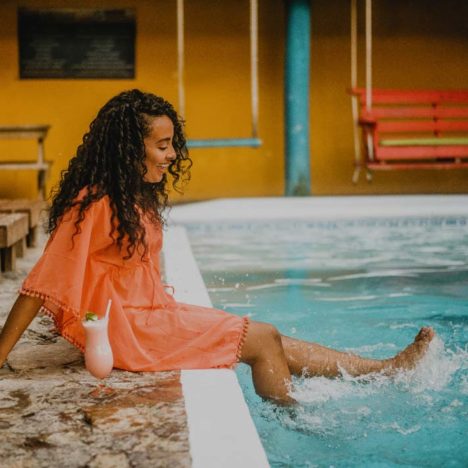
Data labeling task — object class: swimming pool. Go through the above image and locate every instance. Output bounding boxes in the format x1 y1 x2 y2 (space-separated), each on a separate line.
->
179 201 468 467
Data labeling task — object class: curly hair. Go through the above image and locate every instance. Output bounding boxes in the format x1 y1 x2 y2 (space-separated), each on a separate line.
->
47 89 192 258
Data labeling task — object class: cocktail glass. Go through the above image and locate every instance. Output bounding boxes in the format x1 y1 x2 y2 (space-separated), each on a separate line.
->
82 299 114 381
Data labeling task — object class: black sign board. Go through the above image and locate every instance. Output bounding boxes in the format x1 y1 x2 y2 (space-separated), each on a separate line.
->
18 8 136 79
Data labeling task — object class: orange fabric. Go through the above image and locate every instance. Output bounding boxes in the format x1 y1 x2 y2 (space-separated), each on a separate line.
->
21 193 249 371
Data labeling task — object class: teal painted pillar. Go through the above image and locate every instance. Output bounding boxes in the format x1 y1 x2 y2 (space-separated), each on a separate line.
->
285 0 311 196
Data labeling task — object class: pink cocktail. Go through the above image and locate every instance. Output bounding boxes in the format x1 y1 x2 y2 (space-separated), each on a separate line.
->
82 300 113 379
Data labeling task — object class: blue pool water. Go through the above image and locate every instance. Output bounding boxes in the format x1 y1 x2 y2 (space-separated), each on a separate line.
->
188 218 468 467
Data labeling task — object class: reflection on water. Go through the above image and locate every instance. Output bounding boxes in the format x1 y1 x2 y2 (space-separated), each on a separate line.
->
189 219 468 467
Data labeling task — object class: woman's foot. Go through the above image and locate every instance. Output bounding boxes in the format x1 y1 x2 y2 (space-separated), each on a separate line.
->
387 327 435 371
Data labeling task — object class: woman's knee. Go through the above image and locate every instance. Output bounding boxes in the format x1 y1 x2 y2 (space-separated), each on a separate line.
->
261 322 283 346
239 321 284 364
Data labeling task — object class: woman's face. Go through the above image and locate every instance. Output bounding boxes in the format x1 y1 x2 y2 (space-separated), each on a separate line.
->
143 115 176 183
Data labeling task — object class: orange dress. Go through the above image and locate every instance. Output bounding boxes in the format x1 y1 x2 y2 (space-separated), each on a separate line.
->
21 194 249 371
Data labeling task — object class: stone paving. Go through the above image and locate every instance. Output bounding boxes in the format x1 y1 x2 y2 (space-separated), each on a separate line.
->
0 225 191 468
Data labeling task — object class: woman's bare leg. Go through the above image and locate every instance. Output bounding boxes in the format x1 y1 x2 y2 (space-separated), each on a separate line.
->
280 327 435 378
239 322 434 404
239 321 295 405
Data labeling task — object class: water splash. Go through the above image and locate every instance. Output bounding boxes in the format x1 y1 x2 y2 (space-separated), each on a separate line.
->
393 336 467 394
270 336 467 436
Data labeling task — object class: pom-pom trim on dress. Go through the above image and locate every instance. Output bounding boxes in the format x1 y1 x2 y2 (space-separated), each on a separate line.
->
19 286 85 352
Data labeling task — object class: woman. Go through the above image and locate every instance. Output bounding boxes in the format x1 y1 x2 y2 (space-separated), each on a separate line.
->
0 89 434 405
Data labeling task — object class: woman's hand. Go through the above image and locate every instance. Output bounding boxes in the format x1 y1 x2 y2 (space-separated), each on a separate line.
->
0 294 44 367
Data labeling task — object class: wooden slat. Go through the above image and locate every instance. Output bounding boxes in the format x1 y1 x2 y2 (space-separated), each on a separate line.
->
377 120 468 133
350 88 468 104
376 146 468 160
0 199 46 227
380 137 468 147
0 213 29 247
0 162 50 170
0 125 50 140
366 94 468 105
0 200 46 248
0 213 29 271
364 107 468 119
368 161 468 170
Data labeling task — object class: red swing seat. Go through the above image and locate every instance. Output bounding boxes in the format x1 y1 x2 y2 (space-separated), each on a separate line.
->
350 88 468 171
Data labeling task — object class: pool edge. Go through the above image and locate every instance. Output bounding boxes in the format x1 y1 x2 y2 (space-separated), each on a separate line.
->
168 195 468 224
162 225 269 468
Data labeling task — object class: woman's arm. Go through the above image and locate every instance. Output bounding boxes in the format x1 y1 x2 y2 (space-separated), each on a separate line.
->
0 294 44 367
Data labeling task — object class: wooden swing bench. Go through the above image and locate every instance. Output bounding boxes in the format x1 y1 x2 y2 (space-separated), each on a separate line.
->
0 125 51 199
0 198 45 248
350 88 468 173
0 213 29 273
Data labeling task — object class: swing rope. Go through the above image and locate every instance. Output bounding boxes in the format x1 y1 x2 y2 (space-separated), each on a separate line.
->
176 0 261 148
177 0 185 118
250 0 259 139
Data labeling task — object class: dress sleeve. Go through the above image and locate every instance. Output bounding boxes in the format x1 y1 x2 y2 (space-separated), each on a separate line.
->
20 196 113 350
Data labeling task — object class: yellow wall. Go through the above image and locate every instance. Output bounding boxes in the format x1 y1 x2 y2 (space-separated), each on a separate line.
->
0 0 467 200
0 0 284 201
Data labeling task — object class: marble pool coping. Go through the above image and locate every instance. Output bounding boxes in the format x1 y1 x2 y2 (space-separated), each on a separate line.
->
165 194 468 467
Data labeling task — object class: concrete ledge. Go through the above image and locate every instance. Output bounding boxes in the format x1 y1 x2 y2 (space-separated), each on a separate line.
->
162 225 269 468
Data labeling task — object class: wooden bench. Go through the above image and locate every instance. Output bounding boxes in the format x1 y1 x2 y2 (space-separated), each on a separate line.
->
0 125 52 199
0 213 29 272
349 89 468 174
0 199 46 248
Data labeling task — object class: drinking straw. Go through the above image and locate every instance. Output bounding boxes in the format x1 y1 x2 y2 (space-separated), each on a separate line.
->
105 299 112 320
